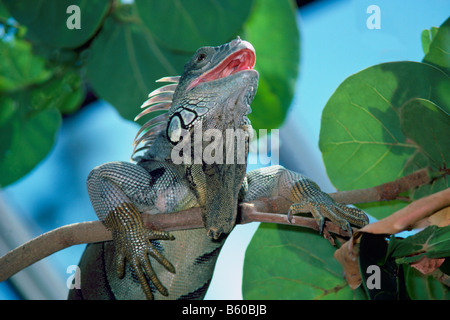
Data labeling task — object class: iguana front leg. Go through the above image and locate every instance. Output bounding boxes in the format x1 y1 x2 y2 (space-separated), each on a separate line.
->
242 165 369 233
87 161 176 299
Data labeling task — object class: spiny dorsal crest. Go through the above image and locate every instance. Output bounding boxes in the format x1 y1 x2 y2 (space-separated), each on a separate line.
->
132 76 180 157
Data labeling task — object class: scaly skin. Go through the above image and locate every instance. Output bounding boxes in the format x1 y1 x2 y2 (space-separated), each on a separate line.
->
69 38 368 300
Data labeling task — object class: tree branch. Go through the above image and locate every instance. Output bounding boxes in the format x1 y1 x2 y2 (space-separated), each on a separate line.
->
0 168 433 283
329 167 430 204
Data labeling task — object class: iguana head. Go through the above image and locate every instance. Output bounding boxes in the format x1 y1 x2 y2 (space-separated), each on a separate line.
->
133 37 258 155
134 38 259 240
167 37 258 144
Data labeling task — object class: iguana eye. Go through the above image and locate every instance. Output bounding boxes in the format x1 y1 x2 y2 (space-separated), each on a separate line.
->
196 53 207 62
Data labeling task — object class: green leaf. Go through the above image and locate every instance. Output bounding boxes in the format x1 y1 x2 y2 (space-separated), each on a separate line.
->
319 61 450 219
421 30 429 53
423 17 450 75
0 38 52 91
242 224 366 300
0 64 80 186
135 0 253 52
421 27 439 56
385 226 450 299
0 95 15 126
0 96 15 160
0 106 61 187
0 1 10 20
404 265 450 300
243 0 300 131
399 98 450 198
387 225 450 264
3 0 110 48
86 5 189 122
400 98 450 168
33 70 84 115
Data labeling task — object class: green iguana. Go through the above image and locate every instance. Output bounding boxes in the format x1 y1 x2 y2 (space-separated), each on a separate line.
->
68 37 368 300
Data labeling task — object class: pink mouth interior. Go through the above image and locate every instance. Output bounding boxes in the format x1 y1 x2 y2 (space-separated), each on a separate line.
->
187 48 256 90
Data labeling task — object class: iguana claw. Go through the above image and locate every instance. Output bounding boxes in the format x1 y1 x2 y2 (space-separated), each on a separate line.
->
287 180 368 236
112 226 175 300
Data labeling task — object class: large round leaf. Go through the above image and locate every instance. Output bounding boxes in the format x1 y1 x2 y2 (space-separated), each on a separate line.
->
3 0 110 48
135 0 253 52
319 62 450 192
0 105 61 187
242 224 366 299
319 61 449 219
86 6 190 123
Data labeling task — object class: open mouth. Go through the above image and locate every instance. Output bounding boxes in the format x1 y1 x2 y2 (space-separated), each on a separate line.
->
187 48 256 91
